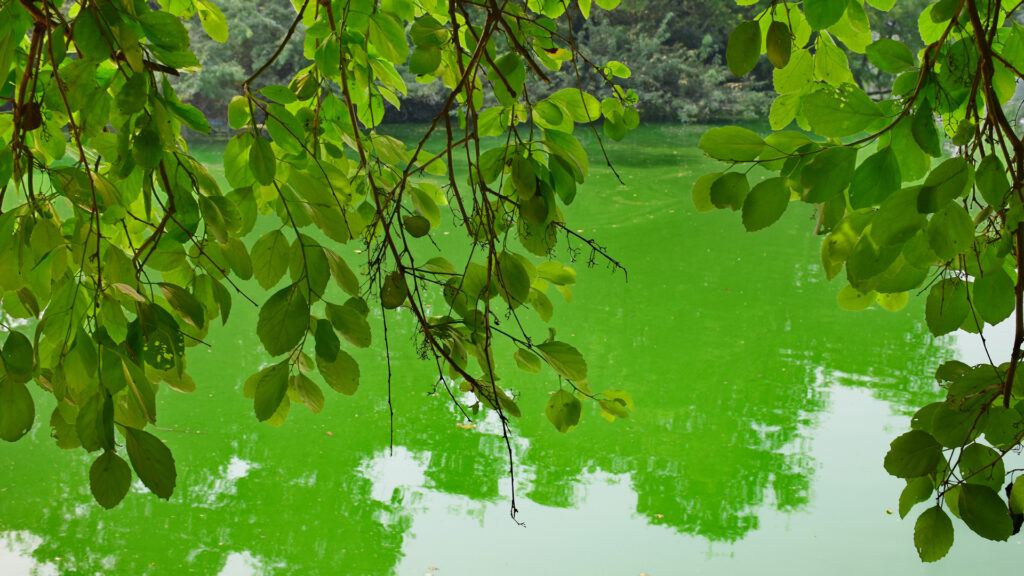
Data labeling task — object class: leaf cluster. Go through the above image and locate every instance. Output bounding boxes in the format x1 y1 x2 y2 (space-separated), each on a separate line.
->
701 0 1024 561
0 0 636 514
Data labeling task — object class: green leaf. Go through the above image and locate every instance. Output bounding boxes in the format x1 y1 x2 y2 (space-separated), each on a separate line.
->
726 20 762 77
545 389 582 433
158 283 205 330
769 93 800 130
251 229 291 290
197 0 229 43
876 291 909 312
959 443 1004 491
800 146 857 203
849 147 901 209
257 285 309 356
925 279 969 336
381 271 408 309
76 393 110 452
899 477 934 519
931 402 985 448
132 126 163 170
742 177 790 232
884 430 943 478
314 317 341 363
804 0 847 29
926 203 974 260
409 45 441 75
548 88 602 123
0 377 34 442
710 172 749 211
223 133 255 189
959 484 1013 541
254 361 289 421
912 101 942 157
917 158 974 213
326 299 372 348
495 252 531 307
976 155 1010 207
870 187 926 246
164 99 211 134
139 10 191 51
802 86 884 138
847 234 900 285
536 341 588 381
124 427 176 500
116 73 149 115
914 507 954 562
89 451 132 509
983 405 1021 449
1010 477 1024 514
545 130 590 179
403 214 431 237
265 104 306 155
538 261 577 285
410 186 442 228
3 330 34 383
514 348 543 373
73 11 110 60
291 374 325 414
766 21 792 69
837 285 876 311
890 117 931 182
221 237 253 280
691 172 720 213
599 389 634 421
935 360 970 382
325 249 360 297
317 349 360 395
828 0 871 53
973 267 1015 325
814 32 855 85
368 12 409 65
410 15 448 46
249 136 276 185
99 346 127 395
699 126 765 162
866 38 915 73
228 96 250 130
774 49 814 94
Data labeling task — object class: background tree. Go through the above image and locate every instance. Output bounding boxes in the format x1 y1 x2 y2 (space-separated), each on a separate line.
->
176 0 778 124
174 0 308 125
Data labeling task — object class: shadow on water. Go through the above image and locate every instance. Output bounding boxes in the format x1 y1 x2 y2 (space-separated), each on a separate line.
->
0 126 953 574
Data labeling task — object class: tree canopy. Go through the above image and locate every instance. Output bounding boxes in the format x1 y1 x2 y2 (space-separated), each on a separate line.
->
2 0 1024 562
699 0 1024 562
0 0 637 520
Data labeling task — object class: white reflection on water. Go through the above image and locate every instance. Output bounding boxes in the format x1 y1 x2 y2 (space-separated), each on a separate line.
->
0 532 57 576
954 318 1015 365
389 387 1024 576
360 446 428 504
193 456 258 506
216 551 264 576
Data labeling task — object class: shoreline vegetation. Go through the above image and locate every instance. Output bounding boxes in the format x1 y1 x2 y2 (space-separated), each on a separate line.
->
173 0 934 129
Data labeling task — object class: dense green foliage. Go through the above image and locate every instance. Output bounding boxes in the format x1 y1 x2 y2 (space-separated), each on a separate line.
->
172 0 935 125
699 0 1024 562
0 0 638 519
173 0 787 123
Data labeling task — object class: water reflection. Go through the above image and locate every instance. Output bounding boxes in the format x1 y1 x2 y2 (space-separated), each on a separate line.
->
1 126 958 574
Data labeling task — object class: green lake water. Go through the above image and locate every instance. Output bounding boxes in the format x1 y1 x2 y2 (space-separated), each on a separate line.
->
2 125 1021 574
